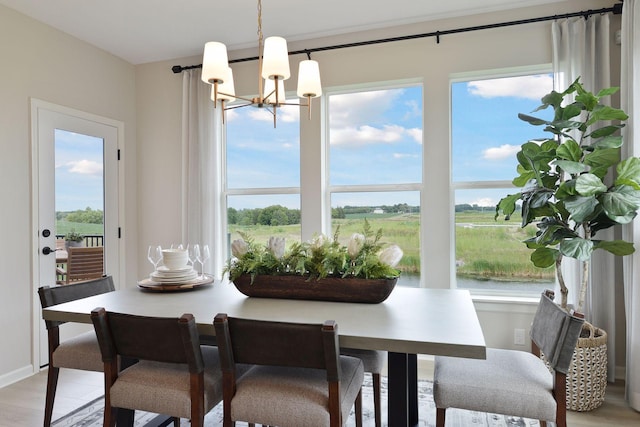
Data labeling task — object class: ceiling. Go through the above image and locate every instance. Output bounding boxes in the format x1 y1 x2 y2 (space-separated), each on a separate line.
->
0 0 571 64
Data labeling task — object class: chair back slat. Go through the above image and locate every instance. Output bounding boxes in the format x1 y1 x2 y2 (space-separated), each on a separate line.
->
530 290 584 374
214 314 339 376
38 275 115 329
66 246 104 283
90 308 204 372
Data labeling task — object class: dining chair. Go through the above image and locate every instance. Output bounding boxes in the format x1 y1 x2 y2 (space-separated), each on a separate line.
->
433 290 585 427
340 348 385 427
214 313 365 427
90 308 225 427
37 275 115 427
61 246 104 284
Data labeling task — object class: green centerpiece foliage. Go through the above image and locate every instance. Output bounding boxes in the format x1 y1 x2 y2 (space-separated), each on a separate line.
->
226 219 403 283
495 78 640 312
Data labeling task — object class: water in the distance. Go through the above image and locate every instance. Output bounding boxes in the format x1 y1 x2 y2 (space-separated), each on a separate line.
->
398 273 552 294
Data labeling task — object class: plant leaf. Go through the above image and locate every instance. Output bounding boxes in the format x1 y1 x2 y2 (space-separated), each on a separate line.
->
600 185 640 223
530 247 558 268
616 157 640 189
554 160 587 175
594 240 635 256
564 195 598 223
575 173 607 196
560 237 593 261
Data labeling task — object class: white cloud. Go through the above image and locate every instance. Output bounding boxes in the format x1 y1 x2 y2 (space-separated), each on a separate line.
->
66 160 103 175
483 144 520 160
406 128 423 144
470 197 496 207
329 89 402 127
332 124 405 146
393 153 419 159
468 74 552 100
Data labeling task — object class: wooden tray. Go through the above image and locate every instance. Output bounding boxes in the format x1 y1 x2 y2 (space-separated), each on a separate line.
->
137 274 214 292
232 274 397 303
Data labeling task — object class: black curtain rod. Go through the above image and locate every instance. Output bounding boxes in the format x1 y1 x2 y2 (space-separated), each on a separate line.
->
171 3 622 74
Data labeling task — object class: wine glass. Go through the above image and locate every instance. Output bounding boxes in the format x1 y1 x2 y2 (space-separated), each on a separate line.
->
189 244 200 272
198 245 210 279
147 245 162 273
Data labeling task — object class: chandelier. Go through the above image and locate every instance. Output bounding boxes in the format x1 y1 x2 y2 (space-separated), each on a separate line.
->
201 0 322 127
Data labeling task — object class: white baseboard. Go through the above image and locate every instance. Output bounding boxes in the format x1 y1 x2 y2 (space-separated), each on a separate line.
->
0 365 35 389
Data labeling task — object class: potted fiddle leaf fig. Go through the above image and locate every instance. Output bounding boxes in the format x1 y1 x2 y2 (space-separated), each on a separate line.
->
495 78 640 411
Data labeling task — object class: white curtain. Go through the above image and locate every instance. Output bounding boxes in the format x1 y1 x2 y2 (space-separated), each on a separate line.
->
621 0 640 412
552 14 617 384
181 69 226 279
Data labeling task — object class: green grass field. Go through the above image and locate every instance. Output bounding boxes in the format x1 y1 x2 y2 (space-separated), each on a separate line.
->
229 211 553 281
60 210 554 282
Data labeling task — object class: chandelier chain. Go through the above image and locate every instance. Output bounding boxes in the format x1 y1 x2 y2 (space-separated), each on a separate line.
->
257 0 263 42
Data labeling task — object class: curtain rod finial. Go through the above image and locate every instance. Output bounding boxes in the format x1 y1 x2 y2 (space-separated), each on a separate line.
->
172 65 183 74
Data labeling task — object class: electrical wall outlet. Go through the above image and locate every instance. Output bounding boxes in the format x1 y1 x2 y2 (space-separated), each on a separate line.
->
514 328 526 346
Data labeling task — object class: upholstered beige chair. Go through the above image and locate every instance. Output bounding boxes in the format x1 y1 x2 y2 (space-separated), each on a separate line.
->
91 308 224 427
38 275 115 427
433 290 584 427
214 313 364 427
341 348 385 427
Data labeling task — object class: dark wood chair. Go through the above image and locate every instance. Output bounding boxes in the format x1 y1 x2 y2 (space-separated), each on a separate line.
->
62 246 104 284
37 276 115 427
91 308 224 427
433 290 585 427
214 313 364 427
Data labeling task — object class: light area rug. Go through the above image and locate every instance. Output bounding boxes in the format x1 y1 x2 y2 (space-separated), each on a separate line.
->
52 374 542 427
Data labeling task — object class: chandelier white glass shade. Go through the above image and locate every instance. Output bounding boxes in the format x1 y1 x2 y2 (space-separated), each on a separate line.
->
201 0 321 127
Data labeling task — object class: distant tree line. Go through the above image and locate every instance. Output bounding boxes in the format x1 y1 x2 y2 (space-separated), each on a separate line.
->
228 203 420 226
228 205 301 226
57 207 104 224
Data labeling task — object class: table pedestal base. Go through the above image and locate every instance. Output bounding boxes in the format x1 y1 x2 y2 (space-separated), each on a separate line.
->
388 352 419 427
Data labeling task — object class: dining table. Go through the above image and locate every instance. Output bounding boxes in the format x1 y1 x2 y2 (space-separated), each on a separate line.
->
42 279 486 427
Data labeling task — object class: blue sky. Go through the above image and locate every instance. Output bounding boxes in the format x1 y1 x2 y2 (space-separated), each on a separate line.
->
55 129 104 212
226 74 553 210
452 73 554 207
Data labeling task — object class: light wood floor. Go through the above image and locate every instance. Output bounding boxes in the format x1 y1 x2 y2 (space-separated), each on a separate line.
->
1 359 638 427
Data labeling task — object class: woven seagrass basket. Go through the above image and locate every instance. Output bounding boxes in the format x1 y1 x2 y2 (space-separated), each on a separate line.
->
566 321 608 411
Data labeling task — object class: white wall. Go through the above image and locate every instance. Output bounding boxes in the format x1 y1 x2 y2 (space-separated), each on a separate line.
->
0 5 137 385
0 0 623 385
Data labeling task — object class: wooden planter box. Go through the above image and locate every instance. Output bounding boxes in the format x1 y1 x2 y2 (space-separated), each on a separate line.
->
232 274 398 304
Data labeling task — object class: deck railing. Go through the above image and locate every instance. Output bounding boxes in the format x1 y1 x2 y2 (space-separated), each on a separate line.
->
55 234 104 248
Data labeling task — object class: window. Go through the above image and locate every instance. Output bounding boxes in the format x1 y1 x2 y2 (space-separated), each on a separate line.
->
225 103 301 245
327 84 423 287
451 70 555 295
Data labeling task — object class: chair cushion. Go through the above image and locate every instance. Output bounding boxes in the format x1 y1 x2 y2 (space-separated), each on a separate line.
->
110 346 222 419
340 348 386 373
52 330 103 372
230 355 364 427
433 348 557 422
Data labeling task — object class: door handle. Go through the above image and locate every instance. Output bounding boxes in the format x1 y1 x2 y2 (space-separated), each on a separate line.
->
42 246 55 255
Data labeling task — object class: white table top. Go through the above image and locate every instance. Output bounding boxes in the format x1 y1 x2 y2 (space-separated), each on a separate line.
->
42 281 486 359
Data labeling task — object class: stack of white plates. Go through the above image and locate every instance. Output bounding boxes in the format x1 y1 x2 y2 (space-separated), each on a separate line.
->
150 265 198 283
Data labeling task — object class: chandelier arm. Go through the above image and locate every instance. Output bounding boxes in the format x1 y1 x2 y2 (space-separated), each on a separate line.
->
224 102 254 111
218 92 254 103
